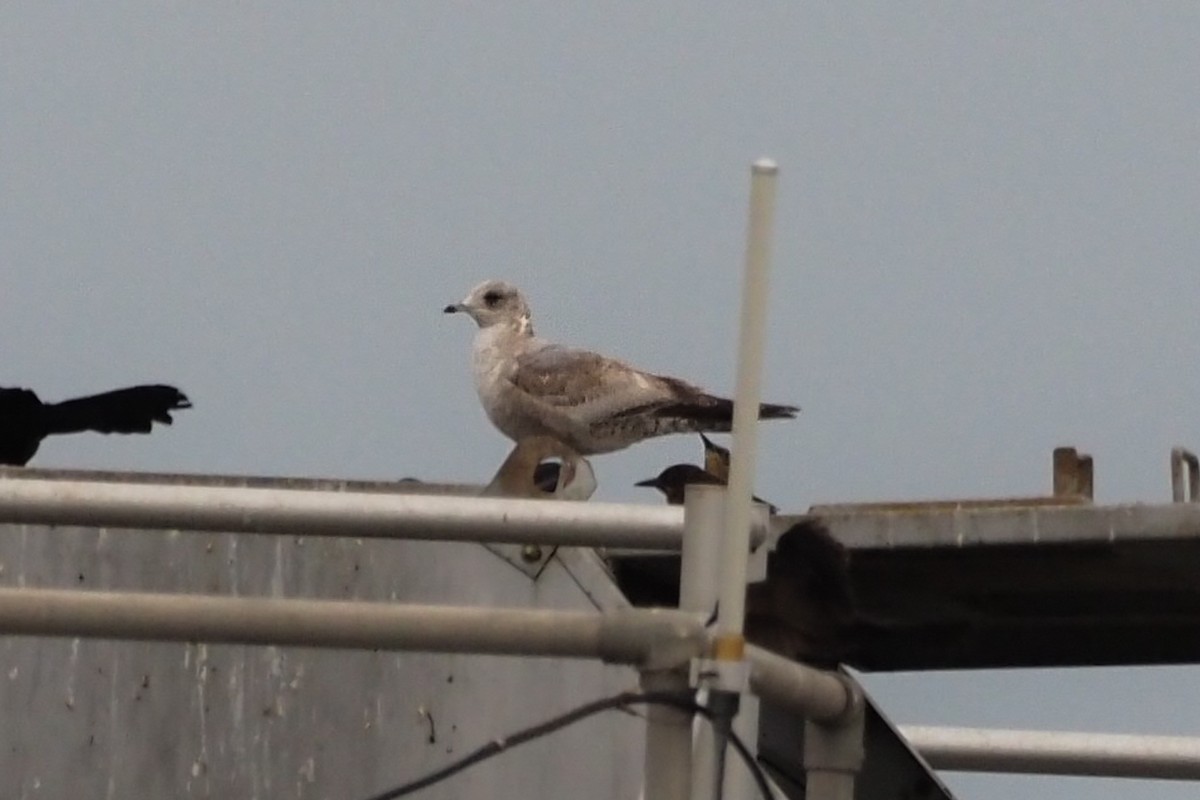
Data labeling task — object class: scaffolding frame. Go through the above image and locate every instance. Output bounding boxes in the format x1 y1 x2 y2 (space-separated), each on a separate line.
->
3 162 1198 799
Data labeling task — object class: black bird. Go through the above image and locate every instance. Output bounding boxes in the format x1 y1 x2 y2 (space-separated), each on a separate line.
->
634 463 778 513
0 384 191 466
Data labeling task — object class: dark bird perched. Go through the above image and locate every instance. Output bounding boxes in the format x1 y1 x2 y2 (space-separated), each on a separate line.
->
0 384 191 466
445 279 799 455
634 463 778 513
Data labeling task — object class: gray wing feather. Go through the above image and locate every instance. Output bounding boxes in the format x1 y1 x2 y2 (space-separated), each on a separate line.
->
511 345 695 423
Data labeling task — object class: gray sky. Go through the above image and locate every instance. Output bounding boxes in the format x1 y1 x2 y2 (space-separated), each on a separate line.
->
2 4 1199 798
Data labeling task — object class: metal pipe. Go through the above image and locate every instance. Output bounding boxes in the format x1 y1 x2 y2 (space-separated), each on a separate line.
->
718 157 780 646
0 477 706 549
680 485 724 616
803 689 866 800
726 693 761 800
745 645 857 725
682 485 725 800
1171 447 1199 503
905 725 1200 781
0 587 854 722
683 487 777 800
642 485 728 800
642 669 694 800
0 587 705 665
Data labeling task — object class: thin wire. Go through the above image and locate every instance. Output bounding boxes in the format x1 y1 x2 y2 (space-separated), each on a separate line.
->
361 690 775 800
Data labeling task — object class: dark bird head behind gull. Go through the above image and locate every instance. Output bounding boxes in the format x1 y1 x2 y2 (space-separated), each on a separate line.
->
635 462 778 513
635 463 725 505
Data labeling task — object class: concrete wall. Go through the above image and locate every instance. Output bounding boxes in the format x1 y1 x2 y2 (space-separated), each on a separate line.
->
0 523 644 799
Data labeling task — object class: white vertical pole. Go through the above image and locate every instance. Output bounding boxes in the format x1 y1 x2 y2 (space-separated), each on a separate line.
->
804 710 866 800
725 694 762 799
716 159 779 652
721 503 770 800
680 485 725 612
711 159 781 800
643 483 728 800
682 485 727 800
642 668 694 800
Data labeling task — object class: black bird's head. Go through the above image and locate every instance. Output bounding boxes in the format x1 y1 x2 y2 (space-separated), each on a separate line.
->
636 461 778 513
635 463 724 505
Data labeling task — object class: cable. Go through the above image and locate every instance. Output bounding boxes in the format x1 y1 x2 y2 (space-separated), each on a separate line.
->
361 689 776 800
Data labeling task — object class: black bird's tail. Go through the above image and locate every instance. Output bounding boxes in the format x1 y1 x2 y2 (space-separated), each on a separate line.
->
42 385 192 435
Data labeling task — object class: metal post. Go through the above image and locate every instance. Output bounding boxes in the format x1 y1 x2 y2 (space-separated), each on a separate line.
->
686 491 790 800
721 504 772 800
724 692 762 800
707 157 779 799
1171 447 1199 503
716 157 779 653
680 485 725 615
641 483 729 800
681 485 726 800
642 668 694 800
803 694 866 800
1052 447 1093 500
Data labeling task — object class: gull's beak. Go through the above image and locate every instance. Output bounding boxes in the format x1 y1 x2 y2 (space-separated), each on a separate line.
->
634 477 660 488
443 303 464 314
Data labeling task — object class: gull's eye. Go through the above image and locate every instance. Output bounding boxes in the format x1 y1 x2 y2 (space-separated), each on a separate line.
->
483 290 503 307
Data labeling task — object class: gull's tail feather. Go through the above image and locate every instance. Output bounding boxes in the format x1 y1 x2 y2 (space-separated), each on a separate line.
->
653 393 799 429
43 385 192 436
759 401 801 419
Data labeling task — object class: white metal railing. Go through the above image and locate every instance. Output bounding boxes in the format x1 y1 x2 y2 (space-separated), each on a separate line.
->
0 587 701 664
905 725 1200 781
0 585 854 725
0 475 702 549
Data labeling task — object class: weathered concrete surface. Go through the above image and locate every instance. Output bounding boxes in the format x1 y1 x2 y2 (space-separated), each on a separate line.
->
0 525 643 799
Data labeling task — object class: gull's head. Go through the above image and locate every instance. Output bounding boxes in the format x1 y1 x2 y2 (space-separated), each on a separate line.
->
443 280 532 332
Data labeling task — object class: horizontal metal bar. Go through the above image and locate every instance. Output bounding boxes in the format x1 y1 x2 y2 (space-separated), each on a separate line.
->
784 502 1200 550
0 584 853 722
746 644 858 724
903 725 1200 780
0 465 481 496
0 587 705 665
0 476 703 549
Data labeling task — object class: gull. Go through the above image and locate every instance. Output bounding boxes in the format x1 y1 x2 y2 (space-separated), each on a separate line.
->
444 280 798 455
